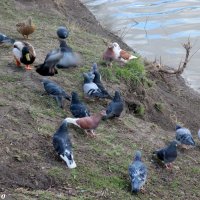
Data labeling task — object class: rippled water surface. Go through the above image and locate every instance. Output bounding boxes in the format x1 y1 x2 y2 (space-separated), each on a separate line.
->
81 0 200 91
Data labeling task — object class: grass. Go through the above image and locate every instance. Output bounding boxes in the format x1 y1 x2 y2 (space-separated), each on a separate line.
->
100 59 147 87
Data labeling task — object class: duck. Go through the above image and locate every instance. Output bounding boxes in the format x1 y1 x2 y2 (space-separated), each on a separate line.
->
112 42 137 64
56 40 81 68
0 33 15 45
175 125 195 149
16 16 36 39
42 79 71 109
12 41 36 70
70 91 90 118
91 63 112 99
57 26 69 39
129 151 148 194
65 110 106 137
153 140 178 169
103 91 124 120
53 119 77 169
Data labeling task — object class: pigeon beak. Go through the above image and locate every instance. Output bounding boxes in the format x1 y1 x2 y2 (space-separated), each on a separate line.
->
25 53 30 61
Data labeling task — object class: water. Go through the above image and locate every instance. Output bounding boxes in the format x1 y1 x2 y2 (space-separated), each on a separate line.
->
81 0 200 91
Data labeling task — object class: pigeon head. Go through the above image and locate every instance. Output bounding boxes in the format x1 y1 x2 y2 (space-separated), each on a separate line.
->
170 140 179 147
57 26 69 39
175 125 182 130
131 180 140 194
63 149 77 169
83 72 94 83
134 151 142 162
112 42 121 51
92 63 98 72
113 91 122 102
71 91 80 103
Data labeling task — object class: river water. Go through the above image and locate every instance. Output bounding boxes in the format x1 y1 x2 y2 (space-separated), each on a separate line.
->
81 0 200 91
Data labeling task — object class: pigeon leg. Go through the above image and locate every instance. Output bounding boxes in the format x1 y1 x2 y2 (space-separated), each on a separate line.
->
89 130 96 138
140 186 146 194
165 163 173 170
25 65 32 70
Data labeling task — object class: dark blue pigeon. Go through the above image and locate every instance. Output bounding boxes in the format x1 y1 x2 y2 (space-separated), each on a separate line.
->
103 91 124 120
91 63 112 99
56 40 80 68
0 33 15 45
153 140 178 169
70 91 90 118
57 26 69 39
175 125 195 147
53 119 76 169
42 79 71 108
129 151 148 194
35 48 62 76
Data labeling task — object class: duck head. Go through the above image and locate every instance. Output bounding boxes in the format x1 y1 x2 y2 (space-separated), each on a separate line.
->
22 46 31 61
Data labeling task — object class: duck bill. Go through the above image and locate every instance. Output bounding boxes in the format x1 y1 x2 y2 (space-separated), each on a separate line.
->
25 53 31 61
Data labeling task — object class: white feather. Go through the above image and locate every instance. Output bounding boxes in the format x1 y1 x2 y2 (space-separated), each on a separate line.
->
83 83 99 95
65 118 80 127
60 149 77 169
12 48 22 60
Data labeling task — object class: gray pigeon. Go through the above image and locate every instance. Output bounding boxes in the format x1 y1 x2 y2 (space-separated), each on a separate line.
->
129 151 148 194
103 91 124 120
70 91 90 118
56 40 80 68
0 33 15 45
153 140 178 169
91 63 112 99
53 120 76 169
42 79 71 108
175 125 195 148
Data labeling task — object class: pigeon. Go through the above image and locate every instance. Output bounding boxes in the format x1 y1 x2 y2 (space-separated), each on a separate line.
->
57 26 69 39
112 42 137 64
56 40 81 68
70 91 90 118
103 91 124 120
129 151 148 194
53 119 76 169
0 33 15 45
65 110 106 137
153 140 178 169
82 72 104 98
35 48 62 76
175 125 195 148
91 63 112 99
42 79 71 108
103 43 116 66
13 41 36 70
